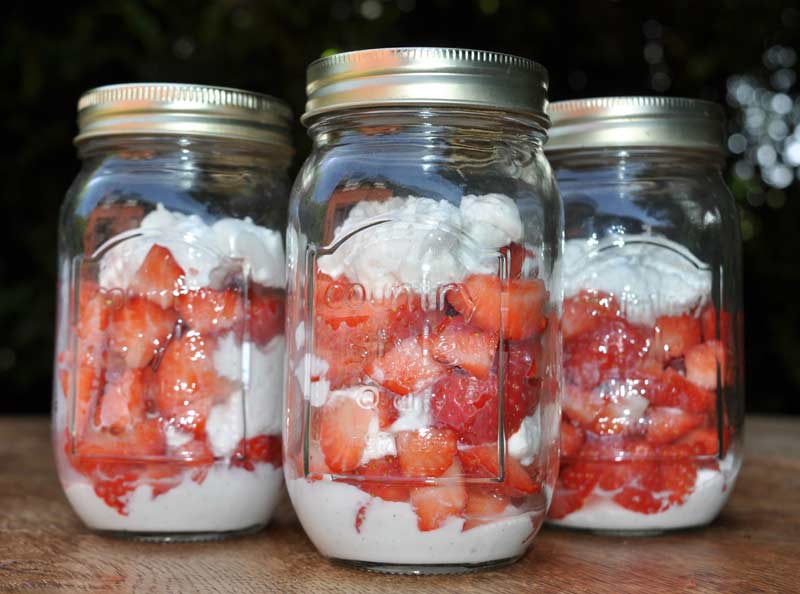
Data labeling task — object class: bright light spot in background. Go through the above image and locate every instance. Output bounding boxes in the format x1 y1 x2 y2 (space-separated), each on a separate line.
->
360 0 383 20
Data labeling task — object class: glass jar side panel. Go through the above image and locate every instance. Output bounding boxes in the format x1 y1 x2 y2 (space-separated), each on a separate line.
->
549 169 743 530
284 138 561 564
53 146 287 530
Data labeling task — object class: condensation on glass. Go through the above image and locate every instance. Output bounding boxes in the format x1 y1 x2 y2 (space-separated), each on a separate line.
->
545 97 744 532
52 83 292 540
284 48 563 573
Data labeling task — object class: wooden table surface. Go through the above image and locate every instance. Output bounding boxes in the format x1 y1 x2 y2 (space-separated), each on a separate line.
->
1 415 798 594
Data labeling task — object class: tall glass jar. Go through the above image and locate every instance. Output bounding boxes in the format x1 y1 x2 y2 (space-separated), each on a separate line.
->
545 97 744 532
53 84 292 540
284 48 562 573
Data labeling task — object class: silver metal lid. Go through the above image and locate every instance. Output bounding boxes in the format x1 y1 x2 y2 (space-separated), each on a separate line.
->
302 47 549 125
76 83 293 148
546 96 726 153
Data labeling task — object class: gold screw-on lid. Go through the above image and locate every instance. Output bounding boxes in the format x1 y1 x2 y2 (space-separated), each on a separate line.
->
302 47 549 125
545 96 726 154
76 83 293 148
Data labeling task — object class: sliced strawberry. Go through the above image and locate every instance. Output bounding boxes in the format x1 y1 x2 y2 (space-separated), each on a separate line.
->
449 274 548 340
677 427 726 457
354 456 410 502
652 314 702 361
645 407 705 445
504 341 541 433
248 286 285 345
155 331 228 435
432 318 498 379
562 290 620 340
613 486 663 514
409 458 467 531
547 461 599 519
230 434 282 471
430 372 498 445
458 444 539 497
176 288 243 336
561 384 601 427
108 296 177 368
463 489 510 530
319 396 374 473
366 336 447 395
499 242 534 279
396 428 458 478
75 417 166 460
560 420 585 458
94 368 148 434
579 439 657 492
376 389 400 429
645 368 716 414
700 304 732 345
591 380 651 436
563 319 650 389
130 244 185 309
685 340 725 390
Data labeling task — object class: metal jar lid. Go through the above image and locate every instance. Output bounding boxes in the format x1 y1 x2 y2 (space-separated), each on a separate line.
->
545 96 726 154
302 47 549 125
76 83 293 149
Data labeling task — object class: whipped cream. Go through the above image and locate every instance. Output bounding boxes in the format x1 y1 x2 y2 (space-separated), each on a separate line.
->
563 235 712 325
64 464 283 533
549 455 739 531
508 410 541 466
317 194 523 296
98 203 285 290
287 478 539 565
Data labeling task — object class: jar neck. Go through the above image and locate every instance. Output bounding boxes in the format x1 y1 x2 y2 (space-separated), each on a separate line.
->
306 107 548 152
547 148 725 181
76 135 292 170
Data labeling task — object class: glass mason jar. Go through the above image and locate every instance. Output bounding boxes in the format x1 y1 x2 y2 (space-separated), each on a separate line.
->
284 48 562 573
544 97 744 532
52 84 292 540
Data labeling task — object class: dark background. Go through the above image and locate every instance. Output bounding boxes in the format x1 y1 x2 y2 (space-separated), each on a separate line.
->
1 0 798 416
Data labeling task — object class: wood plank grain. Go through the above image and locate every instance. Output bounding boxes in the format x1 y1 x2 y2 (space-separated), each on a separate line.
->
0 415 798 594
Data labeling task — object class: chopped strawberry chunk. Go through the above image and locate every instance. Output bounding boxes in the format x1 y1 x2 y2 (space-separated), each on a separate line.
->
319 396 374 473
652 314 702 361
108 296 177 368
432 318 498 379
430 372 498 445
409 458 467 531
677 427 726 457
230 434 282 471
499 242 534 279
645 407 705 446
562 290 620 340
366 336 447 395
613 486 663 514
130 244 185 309
396 428 458 478
463 489 510 530
176 288 243 336
449 274 548 340
548 462 599 519
645 368 716 414
700 304 732 345
561 384 601 427
248 287 285 345
75 417 166 460
458 444 539 497
504 341 541 431
354 456 410 502
560 421 585 458
94 368 149 434
685 340 725 390
580 439 657 492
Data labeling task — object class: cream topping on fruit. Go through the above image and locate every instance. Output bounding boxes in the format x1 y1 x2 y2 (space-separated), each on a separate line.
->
389 391 433 432
317 194 523 296
98 203 285 290
361 416 398 465
508 410 541 466
563 235 711 325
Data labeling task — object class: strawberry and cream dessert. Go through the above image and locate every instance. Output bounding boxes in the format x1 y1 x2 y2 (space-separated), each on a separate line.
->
284 194 559 570
548 235 740 531
54 204 286 538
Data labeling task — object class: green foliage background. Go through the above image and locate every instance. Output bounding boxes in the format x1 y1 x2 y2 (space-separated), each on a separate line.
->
1 0 798 413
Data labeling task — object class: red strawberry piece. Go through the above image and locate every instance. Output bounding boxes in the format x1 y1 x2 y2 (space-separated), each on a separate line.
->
366 336 447 395
376 389 400 430
560 420 585 458
562 290 620 340
432 318 498 380
94 368 148 434
248 287 285 345
499 242 534 279
354 456 410 502
458 444 539 497
613 486 664 514
396 428 458 478
645 368 716 414
548 462 599 519
176 288 244 336
409 458 467 531
563 319 650 389
700 304 732 345
130 244 186 309
641 445 698 507
430 372 498 445
463 489 510 530
108 296 177 368
155 331 228 435
231 434 282 471
677 427 723 456
645 407 705 445
75 416 166 460
652 314 702 361
319 396 374 473
449 274 548 340
685 340 725 390
92 466 140 515
579 439 657 492
504 341 541 433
